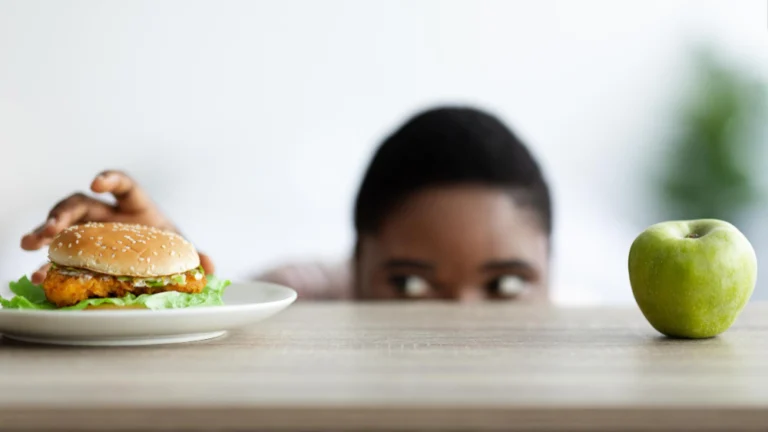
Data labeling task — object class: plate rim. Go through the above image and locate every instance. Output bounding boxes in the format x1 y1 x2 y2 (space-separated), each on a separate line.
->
1 330 228 346
0 280 297 317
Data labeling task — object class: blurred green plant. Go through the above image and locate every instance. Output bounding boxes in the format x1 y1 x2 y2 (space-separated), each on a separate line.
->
658 48 766 225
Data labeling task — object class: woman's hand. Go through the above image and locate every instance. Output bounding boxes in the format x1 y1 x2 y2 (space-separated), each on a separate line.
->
20 170 215 282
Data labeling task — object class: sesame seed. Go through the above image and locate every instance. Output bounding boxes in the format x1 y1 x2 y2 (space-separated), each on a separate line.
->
97 236 103 240
90 237 94 240
98 253 102 257
111 253 116 258
112 246 117 250
146 257 151 263
161 245 166 249
139 257 145 262
58 242 63 247
152 251 158 256
117 240 122 244
170 251 175 256
130 266 135 271
68 243 72 248
75 240 79 244
77 250 83 256
68 256 73 259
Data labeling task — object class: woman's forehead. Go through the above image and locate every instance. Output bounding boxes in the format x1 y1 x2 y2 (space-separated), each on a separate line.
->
370 185 548 263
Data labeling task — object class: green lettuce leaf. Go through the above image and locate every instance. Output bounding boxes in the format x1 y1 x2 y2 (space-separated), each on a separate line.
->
0 277 57 309
0 275 230 311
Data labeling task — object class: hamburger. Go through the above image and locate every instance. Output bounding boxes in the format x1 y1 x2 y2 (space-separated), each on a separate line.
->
1 222 228 310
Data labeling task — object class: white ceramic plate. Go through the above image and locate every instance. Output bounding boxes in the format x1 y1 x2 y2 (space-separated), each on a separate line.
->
0 281 297 346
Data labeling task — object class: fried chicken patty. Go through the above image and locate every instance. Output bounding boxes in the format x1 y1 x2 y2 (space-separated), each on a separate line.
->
42 267 207 307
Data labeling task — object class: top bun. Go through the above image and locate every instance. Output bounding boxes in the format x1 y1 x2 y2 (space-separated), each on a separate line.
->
48 222 200 277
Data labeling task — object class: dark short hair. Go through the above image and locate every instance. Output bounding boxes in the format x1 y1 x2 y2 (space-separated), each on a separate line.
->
354 106 552 235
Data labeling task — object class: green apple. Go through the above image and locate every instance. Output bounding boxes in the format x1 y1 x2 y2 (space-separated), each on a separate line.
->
628 219 757 339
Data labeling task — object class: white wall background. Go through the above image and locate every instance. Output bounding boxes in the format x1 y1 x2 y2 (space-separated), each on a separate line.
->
1 0 766 304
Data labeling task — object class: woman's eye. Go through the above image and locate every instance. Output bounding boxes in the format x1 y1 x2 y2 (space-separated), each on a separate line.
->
487 275 528 298
389 275 431 298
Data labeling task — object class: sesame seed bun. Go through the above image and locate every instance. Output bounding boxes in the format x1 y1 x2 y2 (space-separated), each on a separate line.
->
48 222 200 277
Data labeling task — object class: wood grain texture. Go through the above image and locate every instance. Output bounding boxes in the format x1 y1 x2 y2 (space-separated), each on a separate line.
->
2 302 768 431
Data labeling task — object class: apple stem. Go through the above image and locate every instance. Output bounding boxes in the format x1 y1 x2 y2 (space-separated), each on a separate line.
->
686 233 701 239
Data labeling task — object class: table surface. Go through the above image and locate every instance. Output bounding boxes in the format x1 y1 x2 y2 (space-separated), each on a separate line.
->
2 302 768 431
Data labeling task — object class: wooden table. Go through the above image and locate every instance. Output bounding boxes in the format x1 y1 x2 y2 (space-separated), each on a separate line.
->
2 303 768 431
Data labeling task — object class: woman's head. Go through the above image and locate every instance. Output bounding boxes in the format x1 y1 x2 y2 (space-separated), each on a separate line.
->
353 107 552 301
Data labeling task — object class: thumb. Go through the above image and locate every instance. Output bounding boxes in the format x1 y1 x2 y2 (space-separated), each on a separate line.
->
199 252 216 275
31 263 51 284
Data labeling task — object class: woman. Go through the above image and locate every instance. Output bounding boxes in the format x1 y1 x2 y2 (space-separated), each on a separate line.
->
21 107 552 301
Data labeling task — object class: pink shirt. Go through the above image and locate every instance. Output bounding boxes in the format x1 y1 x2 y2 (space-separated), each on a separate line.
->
256 260 353 300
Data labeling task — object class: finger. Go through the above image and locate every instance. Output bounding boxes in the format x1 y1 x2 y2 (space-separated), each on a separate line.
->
31 263 51 285
91 170 151 213
199 252 216 275
20 233 54 251
48 193 114 229
21 194 115 251
20 218 58 251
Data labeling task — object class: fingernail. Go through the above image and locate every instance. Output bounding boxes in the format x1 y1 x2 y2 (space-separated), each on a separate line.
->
46 217 56 226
